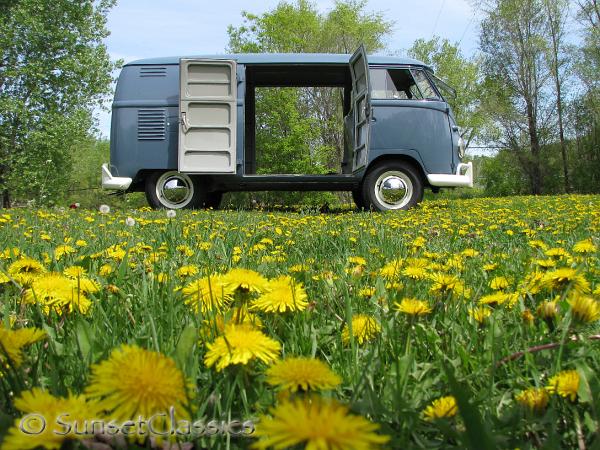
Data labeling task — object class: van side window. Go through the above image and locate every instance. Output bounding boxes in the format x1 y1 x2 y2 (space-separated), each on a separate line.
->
370 68 440 101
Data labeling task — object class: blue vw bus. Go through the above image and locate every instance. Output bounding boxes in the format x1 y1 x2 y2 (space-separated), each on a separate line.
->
101 46 472 211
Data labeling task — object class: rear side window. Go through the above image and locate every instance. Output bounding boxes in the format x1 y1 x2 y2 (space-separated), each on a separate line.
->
370 68 440 101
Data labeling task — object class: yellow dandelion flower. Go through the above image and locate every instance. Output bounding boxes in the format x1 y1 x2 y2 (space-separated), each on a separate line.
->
540 268 590 294
483 263 498 272
204 324 281 371
341 314 381 345
104 245 127 261
251 276 308 313
0 327 46 369
99 264 114 276
379 259 403 280
412 236 426 248
204 323 281 371
422 396 458 421
358 286 376 298
568 294 600 323
0 247 20 260
181 274 233 313
7 257 46 285
253 397 389 450
75 239 87 247
63 265 87 279
220 268 270 293
522 309 535 325
545 247 570 259
348 256 367 266
156 272 169 283
394 298 432 316
534 258 557 269
429 272 460 295
86 345 190 420
54 245 76 260
528 240 548 250
176 264 199 278
288 264 309 273
468 306 492 324
0 272 10 285
573 238 596 254
537 299 559 320
546 370 579 401
515 387 549 413
478 292 511 307
462 248 479 258
265 357 342 392
24 273 92 315
385 280 404 291
490 276 509 290
176 244 194 257
402 265 428 280
1 388 102 450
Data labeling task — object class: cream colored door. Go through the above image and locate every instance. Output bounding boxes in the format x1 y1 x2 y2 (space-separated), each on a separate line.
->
179 59 237 173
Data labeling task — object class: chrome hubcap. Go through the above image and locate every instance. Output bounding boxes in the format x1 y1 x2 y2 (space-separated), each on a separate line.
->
374 171 413 209
156 172 194 209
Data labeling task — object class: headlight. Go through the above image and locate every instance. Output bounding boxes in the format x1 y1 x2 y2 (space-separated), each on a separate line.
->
457 137 465 159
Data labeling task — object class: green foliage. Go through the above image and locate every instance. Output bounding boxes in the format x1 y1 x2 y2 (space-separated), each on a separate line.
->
228 0 391 54
479 150 529 197
479 0 553 195
0 0 118 206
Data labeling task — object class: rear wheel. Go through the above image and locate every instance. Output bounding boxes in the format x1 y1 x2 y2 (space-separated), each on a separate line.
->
362 161 424 211
145 171 206 209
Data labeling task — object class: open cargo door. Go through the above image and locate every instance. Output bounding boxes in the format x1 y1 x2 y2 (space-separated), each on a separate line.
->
179 59 237 173
349 45 371 172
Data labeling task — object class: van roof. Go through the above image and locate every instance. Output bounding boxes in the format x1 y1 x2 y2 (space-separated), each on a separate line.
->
125 53 429 69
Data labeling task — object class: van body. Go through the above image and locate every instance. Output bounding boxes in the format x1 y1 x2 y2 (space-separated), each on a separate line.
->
101 46 473 211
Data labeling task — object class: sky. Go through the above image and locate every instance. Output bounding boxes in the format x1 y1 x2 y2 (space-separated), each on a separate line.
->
97 0 480 136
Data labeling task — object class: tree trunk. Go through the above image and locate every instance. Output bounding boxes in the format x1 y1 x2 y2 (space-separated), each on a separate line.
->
526 99 543 194
545 0 570 192
2 189 10 209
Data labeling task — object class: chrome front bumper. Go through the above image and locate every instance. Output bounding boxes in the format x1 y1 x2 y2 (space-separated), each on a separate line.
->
426 162 473 188
101 163 133 190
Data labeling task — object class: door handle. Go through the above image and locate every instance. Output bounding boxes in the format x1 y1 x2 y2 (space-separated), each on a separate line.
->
452 126 459 132
181 112 189 133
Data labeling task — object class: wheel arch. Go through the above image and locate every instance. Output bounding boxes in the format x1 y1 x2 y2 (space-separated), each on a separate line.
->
365 154 429 187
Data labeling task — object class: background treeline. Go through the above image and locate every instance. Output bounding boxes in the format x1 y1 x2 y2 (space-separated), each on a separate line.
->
0 0 598 208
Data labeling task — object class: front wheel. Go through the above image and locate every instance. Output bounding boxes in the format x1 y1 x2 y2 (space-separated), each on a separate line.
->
362 162 424 211
145 171 206 209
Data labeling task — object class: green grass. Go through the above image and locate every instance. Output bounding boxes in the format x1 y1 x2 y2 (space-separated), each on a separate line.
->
0 194 599 449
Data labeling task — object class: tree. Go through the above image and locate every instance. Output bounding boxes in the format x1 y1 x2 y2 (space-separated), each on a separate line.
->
228 0 392 176
408 37 487 150
479 0 553 195
568 0 600 192
544 0 570 193
0 0 117 206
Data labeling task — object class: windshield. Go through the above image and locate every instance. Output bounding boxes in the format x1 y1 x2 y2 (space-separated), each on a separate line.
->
428 72 457 100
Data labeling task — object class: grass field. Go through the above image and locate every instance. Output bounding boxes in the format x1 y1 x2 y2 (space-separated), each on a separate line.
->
1 195 599 449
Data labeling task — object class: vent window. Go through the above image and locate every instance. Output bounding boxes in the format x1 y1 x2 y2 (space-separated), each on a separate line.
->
139 66 167 77
137 109 166 140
